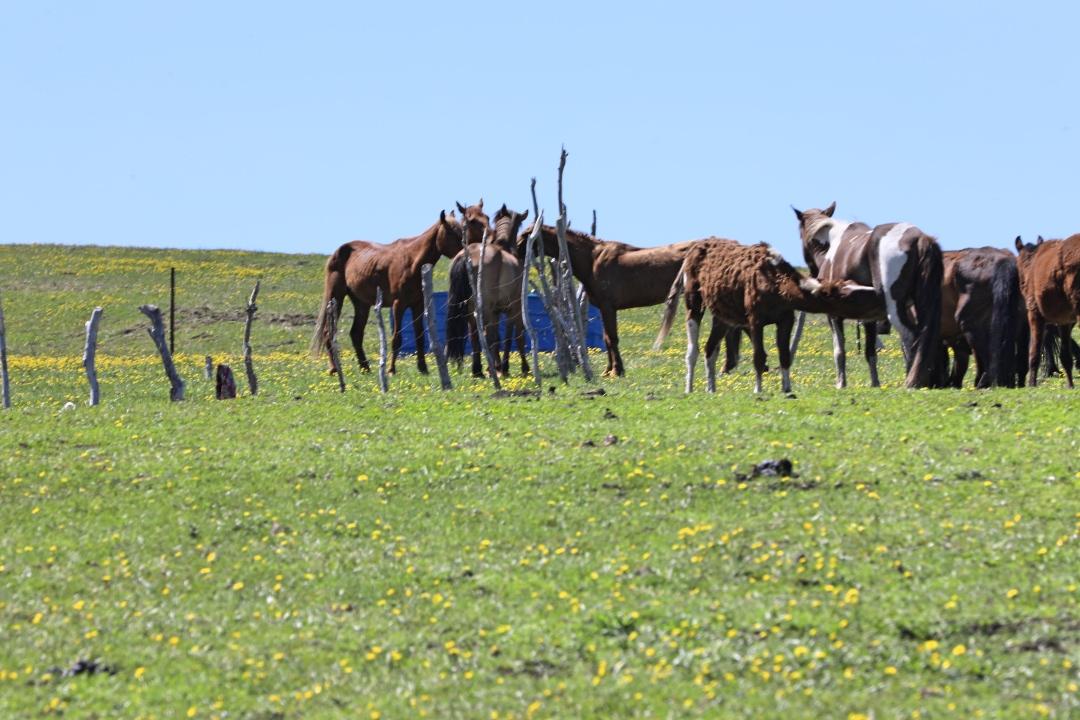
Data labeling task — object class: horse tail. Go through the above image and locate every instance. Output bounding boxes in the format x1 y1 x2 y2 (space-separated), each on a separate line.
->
653 258 689 351
445 255 472 362
987 257 1020 387
906 235 944 388
310 244 351 358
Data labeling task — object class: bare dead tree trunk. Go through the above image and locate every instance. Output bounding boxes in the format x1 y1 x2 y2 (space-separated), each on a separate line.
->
243 280 260 396
554 147 594 382
421 264 452 390
529 177 571 382
83 307 103 406
521 213 544 393
139 304 184 401
461 229 501 389
204 355 213 380
374 287 389 393
326 298 345 392
0 293 9 409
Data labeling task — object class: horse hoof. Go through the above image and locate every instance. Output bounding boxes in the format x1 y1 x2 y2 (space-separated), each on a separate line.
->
418 367 430 376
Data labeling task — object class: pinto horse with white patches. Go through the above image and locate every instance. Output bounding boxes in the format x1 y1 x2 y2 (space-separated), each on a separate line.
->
653 239 877 394
792 203 944 389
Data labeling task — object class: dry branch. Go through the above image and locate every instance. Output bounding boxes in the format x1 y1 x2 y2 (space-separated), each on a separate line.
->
243 280 260 395
374 288 389 393
520 212 545 393
139 304 184 401
204 355 213 380
421 264 452 390
461 228 501 389
83 307 103 406
326 298 345 392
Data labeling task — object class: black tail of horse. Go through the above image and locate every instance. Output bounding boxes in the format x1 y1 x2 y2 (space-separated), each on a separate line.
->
906 236 943 388
445 256 472 363
310 243 353 359
986 259 1021 387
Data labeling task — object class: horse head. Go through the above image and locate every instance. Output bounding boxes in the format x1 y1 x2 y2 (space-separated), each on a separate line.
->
791 202 836 268
493 204 530 255
456 199 490 245
1013 235 1044 273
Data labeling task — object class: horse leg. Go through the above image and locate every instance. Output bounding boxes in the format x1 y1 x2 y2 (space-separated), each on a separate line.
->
600 306 623 377
951 340 971 388
389 301 407 375
468 316 483 378
500 314 511 377
684 307 703 394
750 321 767 394
516 316 530 376
703 315 725 393
862 321 880 387
1026 311 1044 387
964 326 992 388
828 316 847 389
722 326 741 374
484 314 501 378
1061 324 1075 388
776 314 794 394
412 303 429 375
348 298 371 373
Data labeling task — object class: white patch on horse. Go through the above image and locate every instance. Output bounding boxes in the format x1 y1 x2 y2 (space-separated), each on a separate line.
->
685 317 700 393
823 221 853 265
877 223 914 330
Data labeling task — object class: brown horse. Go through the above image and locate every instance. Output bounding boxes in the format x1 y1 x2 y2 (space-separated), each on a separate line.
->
939 248 1027 388
653 239 877 393
1014 233 1080 387
533 225 713 376
793 203 944 389
311 202 488 375
446 205 531 377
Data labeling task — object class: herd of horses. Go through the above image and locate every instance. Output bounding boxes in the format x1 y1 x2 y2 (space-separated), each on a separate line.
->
311 200 1080 393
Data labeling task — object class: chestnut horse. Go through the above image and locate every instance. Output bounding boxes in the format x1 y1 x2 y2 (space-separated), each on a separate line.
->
793 203 944 389
446 204 531 377
939 248 1027 388
1014 233 1080 387
533 225 724 376
311 202 488 375
653 239 877 394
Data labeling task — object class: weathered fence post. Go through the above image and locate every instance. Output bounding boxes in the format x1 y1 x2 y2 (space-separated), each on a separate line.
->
83 307 103 406
326 298 345 393
169 267 176 355
139 304 184 401
204 355 213 380
461 229 501 390
216 364 237 399
243 280 260 396
554 147 594 382
0 293 10 409
521 213 544 393
374 288 390 393
421 264 452 390
529 178 571 382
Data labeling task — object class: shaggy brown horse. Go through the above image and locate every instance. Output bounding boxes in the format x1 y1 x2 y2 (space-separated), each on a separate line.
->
446 205 531 377
311 202 488 375
653 239 876 393
1014 233 1080 387
939 248 1027 388
793 203 944 389
533 225 720 376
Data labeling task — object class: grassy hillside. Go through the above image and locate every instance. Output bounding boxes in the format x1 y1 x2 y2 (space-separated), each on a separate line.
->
0 244 1076 719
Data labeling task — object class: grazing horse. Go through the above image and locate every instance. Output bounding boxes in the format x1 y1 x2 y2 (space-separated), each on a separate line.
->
446 205 531 377
1014 233 1080 387
939 248 1027 388
533 225 726 376
793 203 944 389
653 239 877 394
311 202 488 375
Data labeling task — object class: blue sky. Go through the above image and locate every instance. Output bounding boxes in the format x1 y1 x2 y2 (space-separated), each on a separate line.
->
2 2 1078 260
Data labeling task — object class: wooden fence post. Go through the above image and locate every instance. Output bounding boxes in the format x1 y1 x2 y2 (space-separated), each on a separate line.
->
520 213 544 393
554 147 594 382
0 293 10 409
243 280 260 396
83 307 103 406
421 264 452 390
139 304 184 401
326 298 345 393
374 288 390 393
204 356 213 380
170 267 176 355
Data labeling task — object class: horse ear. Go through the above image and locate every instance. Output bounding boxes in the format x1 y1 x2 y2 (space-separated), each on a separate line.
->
1014 236 1023 252
456 201 466 214
478 198 484 211
823 201 836 217
520 209 529 223
499 203 508 214
791 205 804 223
1037 235 1045 245
440 209 447 225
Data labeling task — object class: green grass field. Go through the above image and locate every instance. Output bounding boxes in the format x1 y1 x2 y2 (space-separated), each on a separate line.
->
0 244 1077 719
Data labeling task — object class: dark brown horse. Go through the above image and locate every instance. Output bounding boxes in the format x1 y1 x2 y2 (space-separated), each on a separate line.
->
939 248 1027 388
533 225 709 376
793 203 944 389
311 202 488 375
654 239 877 393
446 205 531 377
1015 233 1080 387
